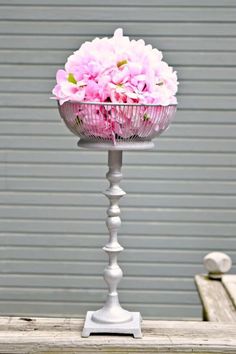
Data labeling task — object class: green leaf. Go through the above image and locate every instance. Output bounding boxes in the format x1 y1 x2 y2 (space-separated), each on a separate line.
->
143 113 150 121
68 73 77 84
117 59 128 68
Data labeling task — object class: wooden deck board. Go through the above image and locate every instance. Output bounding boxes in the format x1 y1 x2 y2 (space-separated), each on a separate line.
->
195 274 236 322
222 275 236 310
0 316 236 353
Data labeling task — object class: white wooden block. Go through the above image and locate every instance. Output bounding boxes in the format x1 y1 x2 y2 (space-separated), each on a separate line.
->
203 252 232 279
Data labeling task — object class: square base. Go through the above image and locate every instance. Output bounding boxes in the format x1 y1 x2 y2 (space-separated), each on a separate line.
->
82 311 142 338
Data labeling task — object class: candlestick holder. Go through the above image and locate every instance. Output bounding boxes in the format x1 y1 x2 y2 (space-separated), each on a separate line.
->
58 101 176 338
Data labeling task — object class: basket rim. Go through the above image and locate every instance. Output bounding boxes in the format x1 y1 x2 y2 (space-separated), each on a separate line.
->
58 100 177 108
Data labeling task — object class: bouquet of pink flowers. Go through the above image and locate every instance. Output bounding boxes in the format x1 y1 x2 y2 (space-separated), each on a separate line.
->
53 28 178 105
52 29 178 144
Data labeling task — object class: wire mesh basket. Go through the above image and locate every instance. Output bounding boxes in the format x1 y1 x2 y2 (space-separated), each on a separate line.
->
58 101 177 145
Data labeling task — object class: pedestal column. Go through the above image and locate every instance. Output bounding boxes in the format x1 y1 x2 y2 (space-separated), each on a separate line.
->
82 150 142 338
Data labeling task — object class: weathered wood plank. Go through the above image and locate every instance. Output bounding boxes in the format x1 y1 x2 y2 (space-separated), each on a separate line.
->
222 275 236 309
195 275 236 322
0 317 236 353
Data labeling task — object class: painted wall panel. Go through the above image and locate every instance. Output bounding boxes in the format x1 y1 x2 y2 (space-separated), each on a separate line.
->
0 0 235 319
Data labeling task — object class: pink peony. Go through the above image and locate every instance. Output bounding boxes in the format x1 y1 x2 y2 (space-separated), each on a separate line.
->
52 29 178 106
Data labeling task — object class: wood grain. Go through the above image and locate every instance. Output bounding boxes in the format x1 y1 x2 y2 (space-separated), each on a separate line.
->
0 316 236 353
222 275 236 309
195 275 236 322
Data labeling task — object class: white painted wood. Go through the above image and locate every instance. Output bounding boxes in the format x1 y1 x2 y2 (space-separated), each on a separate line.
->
0 317 236 353
82 151 141 337
204 252 232 279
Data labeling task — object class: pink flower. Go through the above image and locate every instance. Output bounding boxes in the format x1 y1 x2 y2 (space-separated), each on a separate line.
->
52 28 178 106
53 29 178 142
52 69 87 104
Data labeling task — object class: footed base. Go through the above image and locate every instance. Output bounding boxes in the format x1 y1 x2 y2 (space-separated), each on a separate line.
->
78 139 154 151
82 311 142 338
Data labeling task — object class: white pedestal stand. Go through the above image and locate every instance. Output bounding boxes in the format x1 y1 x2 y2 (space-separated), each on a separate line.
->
79 140 154 338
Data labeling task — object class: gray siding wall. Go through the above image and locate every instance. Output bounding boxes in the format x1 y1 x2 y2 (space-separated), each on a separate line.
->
0 0 236 319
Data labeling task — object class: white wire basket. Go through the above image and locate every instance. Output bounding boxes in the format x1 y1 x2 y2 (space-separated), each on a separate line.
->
58 101 177 145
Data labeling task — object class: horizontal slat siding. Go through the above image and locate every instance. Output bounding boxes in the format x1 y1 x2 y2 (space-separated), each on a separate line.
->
1 234 235 251
2 52 236 67
0 302 200 318
2 79 236 96
1 192 236 209
1 6 236 22
1 219 236 237
0 248 224 264
0 0 236 6
0 260 204 277
2 122 236 138
0 1 236 320
2 36 236 51
2 93 236 109
0 288 199 305
2 66 236 81
2 164 236 180
2 150 236 165
1 206 236 222
1 137 236 152
1 108 236 123
0 22 236 36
